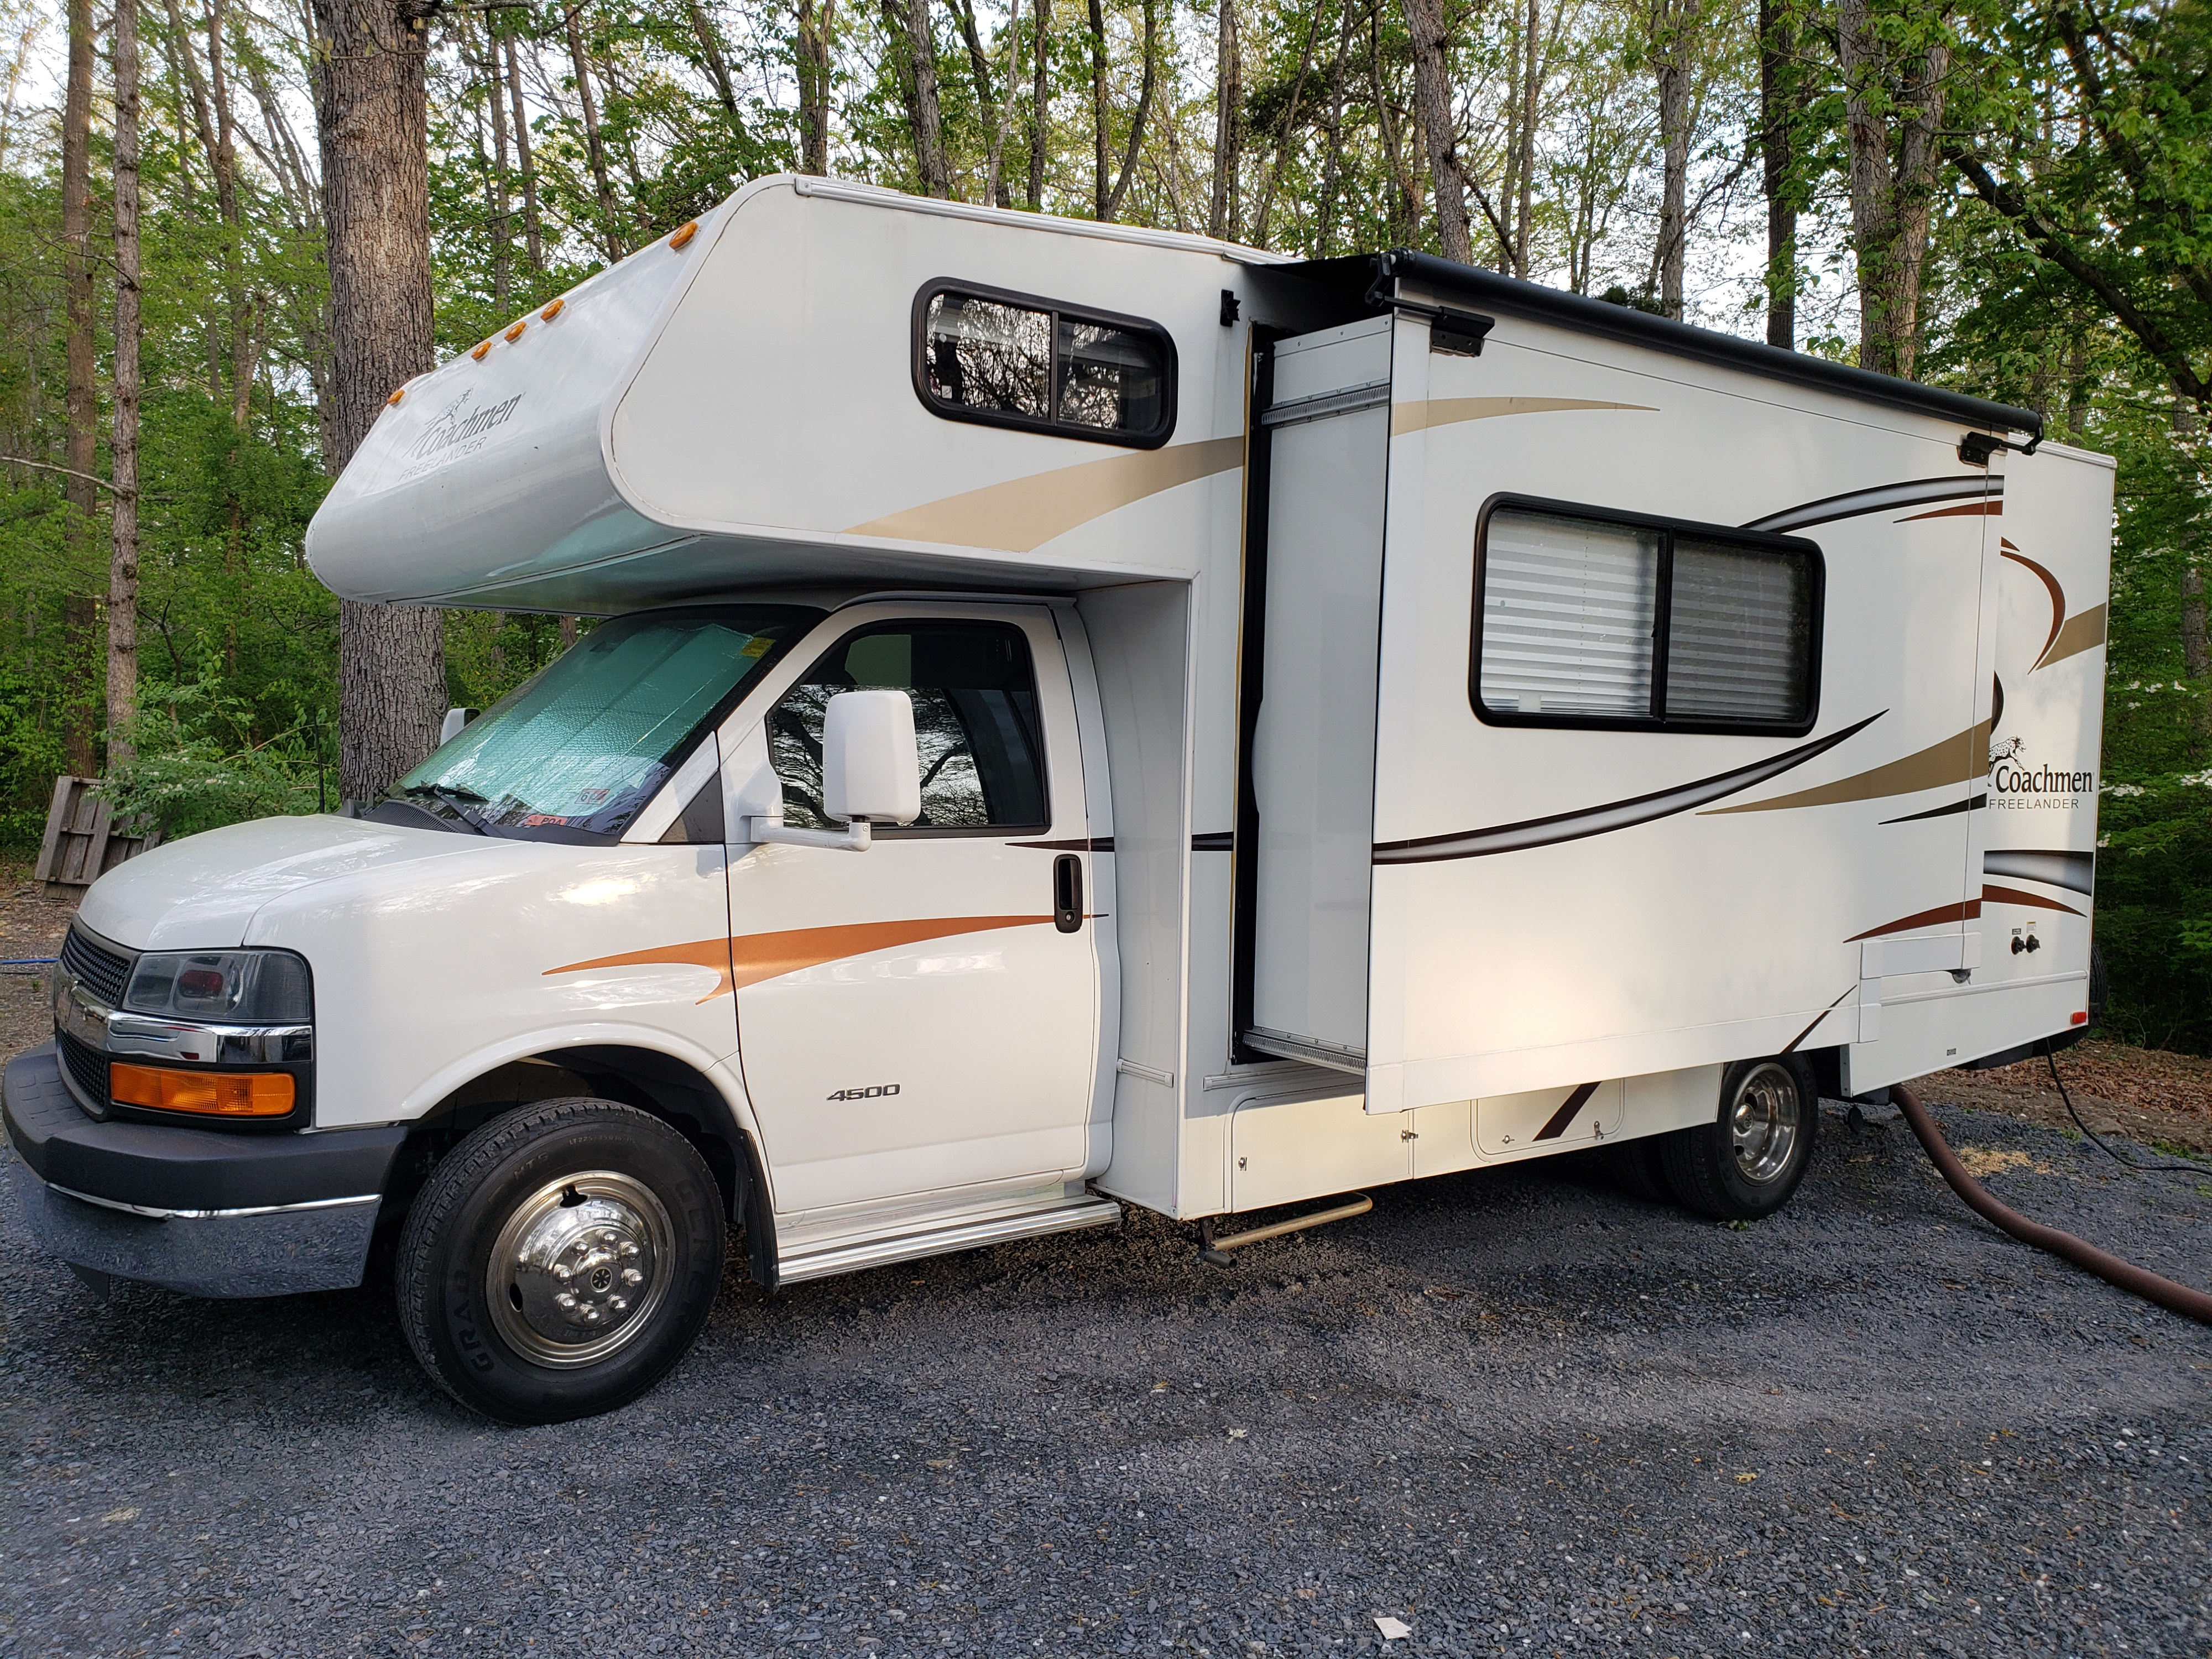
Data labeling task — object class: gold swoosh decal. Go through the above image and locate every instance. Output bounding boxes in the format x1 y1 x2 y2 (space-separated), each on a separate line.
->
844 436 1244 552
1703 720 1990 815
2034 602 2106 671
545 915 1055 1003
1391 397 1655 434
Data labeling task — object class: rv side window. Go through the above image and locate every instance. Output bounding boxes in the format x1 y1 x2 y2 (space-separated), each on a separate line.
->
770 621 1049 833
1474 499 1821 734
916 284 1175 448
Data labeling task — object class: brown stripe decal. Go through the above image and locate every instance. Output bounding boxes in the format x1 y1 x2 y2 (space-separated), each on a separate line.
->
1703 719 1989 816
1374 712 1882 863
1534 1082 1601 1141
1848 899 1982 941
2001 547 2067 662
1981 883 2085 918
1898 500 2001 521
2035 602 2107 671
546 915 1055 1003
1783 986 1858 1053
1391 397 1655 435
843 436 1245 552
1881 792 1985 825
1009 837 1114 852
1744 475 1998 535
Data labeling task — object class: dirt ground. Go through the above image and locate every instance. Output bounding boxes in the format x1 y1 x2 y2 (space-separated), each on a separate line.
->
0 864 78 1063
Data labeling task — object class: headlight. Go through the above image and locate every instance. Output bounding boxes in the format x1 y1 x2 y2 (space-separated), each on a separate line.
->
121 950 313 1023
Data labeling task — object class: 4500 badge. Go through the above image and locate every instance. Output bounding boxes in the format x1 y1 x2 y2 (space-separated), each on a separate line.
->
827 1084 902 1101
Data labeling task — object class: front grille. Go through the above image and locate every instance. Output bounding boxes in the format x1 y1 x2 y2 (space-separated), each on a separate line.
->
60 926 131 1007
56 1027 109 1109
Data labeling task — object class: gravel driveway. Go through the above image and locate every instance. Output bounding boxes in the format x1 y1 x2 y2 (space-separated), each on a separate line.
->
2 1093 2208 1659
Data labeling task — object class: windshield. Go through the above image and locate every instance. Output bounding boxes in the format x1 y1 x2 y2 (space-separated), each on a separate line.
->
387 606 823 842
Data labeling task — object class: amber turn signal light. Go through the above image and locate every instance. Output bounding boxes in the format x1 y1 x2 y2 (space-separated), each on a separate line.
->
540 298 565 321
669 220 698 249
471 340 492 361
111 1063 295 1118
387 387 405 405
504 321 526 342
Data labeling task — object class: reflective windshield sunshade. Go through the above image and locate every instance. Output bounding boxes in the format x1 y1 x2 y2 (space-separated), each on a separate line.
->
392 605 823 841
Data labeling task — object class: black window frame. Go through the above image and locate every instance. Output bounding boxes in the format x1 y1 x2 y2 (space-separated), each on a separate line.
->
911 279 1178 450
768 617 1053 838
1470 492 1825 738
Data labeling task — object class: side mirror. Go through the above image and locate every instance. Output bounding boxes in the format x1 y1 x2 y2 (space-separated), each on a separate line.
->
440 707 478 744
743 691 918 853
823 690 920 825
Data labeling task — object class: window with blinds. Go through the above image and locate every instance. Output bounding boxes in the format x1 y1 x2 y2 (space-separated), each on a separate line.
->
1474 500 1821 733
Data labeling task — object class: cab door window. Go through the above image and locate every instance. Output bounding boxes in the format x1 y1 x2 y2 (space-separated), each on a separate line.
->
769 620 1049 832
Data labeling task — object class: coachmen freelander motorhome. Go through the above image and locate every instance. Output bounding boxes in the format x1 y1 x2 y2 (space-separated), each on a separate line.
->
3 176 2112 1422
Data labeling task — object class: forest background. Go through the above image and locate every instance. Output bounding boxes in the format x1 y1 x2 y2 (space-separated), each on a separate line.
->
0 0 2207 1044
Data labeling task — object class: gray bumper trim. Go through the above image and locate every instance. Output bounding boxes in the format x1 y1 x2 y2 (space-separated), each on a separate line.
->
46 1182 381 1222
3 1160 381 1298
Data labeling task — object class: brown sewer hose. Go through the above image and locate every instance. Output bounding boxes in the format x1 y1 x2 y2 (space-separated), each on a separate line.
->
1891 1081 2212 1327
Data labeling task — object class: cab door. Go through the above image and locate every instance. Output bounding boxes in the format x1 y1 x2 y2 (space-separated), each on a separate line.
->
723 603 1102 1217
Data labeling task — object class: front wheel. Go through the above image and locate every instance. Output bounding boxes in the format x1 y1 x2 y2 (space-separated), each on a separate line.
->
1659 1056 1819 1221
395 1099 726 1423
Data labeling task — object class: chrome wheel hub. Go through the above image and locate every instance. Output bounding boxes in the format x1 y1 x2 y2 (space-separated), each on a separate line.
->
487 1172 673 1368
1729 1063 1802 1186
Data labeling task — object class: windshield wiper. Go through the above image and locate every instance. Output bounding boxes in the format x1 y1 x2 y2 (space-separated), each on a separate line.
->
400 783 497 836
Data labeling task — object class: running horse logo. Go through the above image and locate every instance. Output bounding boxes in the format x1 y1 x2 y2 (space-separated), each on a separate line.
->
1988 734 2025 768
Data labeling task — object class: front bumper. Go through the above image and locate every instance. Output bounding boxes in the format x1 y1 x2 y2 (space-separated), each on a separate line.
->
2 1045 406 1297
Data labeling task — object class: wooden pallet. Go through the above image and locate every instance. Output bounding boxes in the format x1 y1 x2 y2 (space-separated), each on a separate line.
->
32 776 161 898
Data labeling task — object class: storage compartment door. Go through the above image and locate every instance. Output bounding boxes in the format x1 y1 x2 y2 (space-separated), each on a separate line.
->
1241 319 1394 1072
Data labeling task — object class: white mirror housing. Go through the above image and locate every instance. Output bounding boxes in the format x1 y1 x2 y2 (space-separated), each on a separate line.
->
823 690 921 825
440 706 477 744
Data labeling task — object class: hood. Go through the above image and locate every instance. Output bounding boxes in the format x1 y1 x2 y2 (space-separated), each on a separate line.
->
76 815 487 951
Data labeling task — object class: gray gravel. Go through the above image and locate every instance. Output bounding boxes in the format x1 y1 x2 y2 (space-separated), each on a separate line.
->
3 1097 2209 1658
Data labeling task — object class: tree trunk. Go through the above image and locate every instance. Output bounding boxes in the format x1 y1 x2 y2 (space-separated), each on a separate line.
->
947 0 1009 207
312 0 446 803
1102 0 1157 221
885 0 952 196
797 0 837 174
1513 0 1536 275
1835 0 1948 378
1757 0 1796 348
1088 0 1110 218
562 9 624 259
1027 0 1051 208
503 30 545 274
687 0 743 121
1399 0 1471 264
1312 0 1356 255
1206 0 1238 238
109 0 141 768
483 22 512 316
1650 0 1694 318
61 0 97 776
1251 1 1320 248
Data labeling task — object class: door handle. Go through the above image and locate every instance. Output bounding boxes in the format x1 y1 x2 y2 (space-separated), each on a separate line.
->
1053 854 1083 933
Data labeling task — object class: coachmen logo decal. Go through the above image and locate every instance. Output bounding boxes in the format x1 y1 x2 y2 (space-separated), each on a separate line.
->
400 389 525 478
1989 739 2094 810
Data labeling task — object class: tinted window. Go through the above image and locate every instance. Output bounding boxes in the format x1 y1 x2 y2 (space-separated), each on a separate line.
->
771 622 1048 832
918 285 1175 447
1474 500 1820 732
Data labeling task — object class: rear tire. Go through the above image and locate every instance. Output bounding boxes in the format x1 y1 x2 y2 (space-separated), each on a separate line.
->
1660 1056 1818 1222
395 1099 725 1424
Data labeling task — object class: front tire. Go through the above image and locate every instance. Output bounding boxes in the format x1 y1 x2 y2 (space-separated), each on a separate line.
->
1660 1056 1818 1221
395 1099 726 1423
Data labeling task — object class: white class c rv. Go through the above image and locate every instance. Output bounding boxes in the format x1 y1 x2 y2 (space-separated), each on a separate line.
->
5 177 2112 1422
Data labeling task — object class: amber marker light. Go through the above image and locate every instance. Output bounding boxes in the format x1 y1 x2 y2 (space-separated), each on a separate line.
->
471 340 492 361
387 387 405 406
669 220 698 249
505 321 527 342
540 298 565 321
111 1062 295 1118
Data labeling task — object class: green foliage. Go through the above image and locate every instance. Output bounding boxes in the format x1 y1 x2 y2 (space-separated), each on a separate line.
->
100 667 328 842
